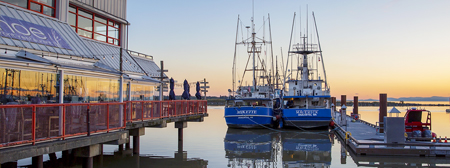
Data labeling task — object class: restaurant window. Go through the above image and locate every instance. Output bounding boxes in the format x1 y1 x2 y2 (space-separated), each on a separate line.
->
68 5 120 46
0 68 58 105
63 75 120 103
1 0 56 17
130 84 154 101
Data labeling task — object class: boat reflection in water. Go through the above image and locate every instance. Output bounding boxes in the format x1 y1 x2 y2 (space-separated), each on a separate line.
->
282 131 332 168
224 128 332 167
224 128 280 167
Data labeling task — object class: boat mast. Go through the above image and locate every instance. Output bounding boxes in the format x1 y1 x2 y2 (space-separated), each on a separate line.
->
232 16 240 96
251 8 256 90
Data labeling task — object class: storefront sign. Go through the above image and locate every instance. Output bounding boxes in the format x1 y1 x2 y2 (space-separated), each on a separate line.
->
0 15 72 50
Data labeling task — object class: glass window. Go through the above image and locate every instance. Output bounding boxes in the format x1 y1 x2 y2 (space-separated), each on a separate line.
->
30 2 41 12
94 34 106 42
32 0 54 6
96 16 107 24
63 75 119 103
2 0 56 17
108 27 118 39
69 6 77 13
130 84 154 101
68 13 76 27
0 68 58 105
43 6 54 16
2 0 27 8
79 10 92 19
78 16 92 31
77 29 92 38
69 5 121 45
94 22 107 35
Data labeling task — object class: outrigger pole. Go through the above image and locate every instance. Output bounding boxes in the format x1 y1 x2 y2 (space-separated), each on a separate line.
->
284 12 296 90
312 12 328 88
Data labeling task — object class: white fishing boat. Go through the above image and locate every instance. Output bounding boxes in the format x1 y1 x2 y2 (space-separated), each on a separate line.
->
224 12 280 128
280 11 332 129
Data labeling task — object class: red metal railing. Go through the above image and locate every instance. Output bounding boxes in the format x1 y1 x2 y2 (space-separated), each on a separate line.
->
0 100 207 148
125 100 208 122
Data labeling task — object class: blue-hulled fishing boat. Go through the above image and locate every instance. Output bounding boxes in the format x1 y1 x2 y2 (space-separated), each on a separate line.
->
280 12 332 129
225 13 280 128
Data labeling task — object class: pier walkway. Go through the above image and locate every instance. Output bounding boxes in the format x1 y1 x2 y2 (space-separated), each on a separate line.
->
334 112 450 157
0 100 207 167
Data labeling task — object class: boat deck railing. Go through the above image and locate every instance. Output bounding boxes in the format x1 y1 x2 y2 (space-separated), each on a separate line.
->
0 100 207 148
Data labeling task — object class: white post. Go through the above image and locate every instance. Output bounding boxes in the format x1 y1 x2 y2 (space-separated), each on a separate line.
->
59 70 64 136
119 75 123 127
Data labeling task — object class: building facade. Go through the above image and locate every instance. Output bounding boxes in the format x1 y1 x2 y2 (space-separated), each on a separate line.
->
0 0 164 105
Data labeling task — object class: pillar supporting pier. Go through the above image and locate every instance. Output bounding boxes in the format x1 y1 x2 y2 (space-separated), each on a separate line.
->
175 121 187 160
74 144 102 168
129 127 145 154
32 155 43 168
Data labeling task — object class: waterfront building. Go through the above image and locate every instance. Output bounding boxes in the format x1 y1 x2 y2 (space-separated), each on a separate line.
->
0 0 164 105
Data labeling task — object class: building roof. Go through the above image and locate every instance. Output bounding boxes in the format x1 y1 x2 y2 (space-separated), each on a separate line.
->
0 3 95 58
82 38 145 74
133 56 167 78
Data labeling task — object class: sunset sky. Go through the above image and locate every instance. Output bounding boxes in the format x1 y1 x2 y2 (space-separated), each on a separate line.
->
127 0 450 100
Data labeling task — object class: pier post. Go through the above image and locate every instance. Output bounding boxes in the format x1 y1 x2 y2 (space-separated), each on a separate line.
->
32 155 43 168
379 93 387 133
125 134 131 149
129 128 145 154
83 157 93 168
341 95 346 107
133 136 140 154
175 121 187 160
74 144 101 168
353 96 358 115
118 144 123 152
1 162 17 168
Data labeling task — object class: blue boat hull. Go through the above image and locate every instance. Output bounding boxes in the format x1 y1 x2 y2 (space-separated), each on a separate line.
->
224 107 274 128
281 108 331 128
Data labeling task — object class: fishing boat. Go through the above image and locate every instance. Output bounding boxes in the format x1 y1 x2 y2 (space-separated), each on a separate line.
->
280 12 332 129
224 13 279 128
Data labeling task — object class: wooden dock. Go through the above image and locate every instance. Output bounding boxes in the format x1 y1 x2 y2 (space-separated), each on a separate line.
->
334 112 450 157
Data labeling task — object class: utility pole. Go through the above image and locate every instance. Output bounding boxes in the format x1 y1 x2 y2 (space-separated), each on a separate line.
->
200 78 209 100
156 61 168 101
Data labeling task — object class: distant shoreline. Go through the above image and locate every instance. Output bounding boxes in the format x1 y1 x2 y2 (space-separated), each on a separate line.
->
206 99 450 107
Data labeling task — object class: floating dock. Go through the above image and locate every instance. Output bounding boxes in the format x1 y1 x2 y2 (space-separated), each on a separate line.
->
333 100 450 157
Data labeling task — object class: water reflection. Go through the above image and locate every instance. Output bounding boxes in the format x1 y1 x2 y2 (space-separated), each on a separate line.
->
224 128 333 168
281 131 331 168
19 149 208 168
224 128 279 167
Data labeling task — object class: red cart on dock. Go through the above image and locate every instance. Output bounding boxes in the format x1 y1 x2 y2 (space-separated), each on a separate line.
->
404 107 436 141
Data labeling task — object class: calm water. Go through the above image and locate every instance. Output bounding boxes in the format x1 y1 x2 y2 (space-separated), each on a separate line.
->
17 102 450 167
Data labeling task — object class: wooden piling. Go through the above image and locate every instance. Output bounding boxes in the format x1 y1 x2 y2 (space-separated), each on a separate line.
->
379 93 387 133
332 97 337 111
354 96 358 115
341 95 346 107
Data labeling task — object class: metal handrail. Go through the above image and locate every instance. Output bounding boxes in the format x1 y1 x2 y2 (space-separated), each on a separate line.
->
0 100 207 148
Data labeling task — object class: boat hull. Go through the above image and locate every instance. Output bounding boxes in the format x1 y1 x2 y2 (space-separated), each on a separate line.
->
281 108 331 129
224 107 274 128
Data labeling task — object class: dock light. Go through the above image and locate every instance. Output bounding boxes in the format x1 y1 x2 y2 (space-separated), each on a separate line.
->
388 106 401 117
